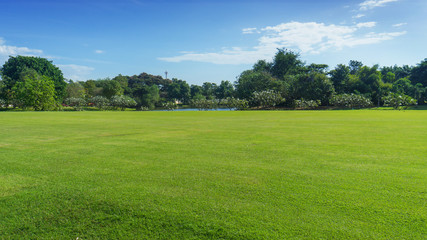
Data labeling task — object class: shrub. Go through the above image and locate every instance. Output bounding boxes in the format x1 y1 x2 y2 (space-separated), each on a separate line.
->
252 90 284 108
191 99 219 110
0 99 5 108
294 99 321 109
89 96 110 110
163 101 178 111
64 97 86 111
382 93 417 109
111 95 137 111
222 97 249 110
330 93 372 109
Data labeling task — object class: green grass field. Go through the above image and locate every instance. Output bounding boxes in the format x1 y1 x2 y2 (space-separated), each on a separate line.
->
0 110 426 239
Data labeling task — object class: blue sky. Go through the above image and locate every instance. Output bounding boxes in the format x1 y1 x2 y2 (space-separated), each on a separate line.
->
0 0 426 85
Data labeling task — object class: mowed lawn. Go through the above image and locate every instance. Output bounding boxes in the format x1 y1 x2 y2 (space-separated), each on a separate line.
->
0 110 426 239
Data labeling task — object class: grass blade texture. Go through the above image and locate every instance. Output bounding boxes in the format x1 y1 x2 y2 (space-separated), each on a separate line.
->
0 111 426 239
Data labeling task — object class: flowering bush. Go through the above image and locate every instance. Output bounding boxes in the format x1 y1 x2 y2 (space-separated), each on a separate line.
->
330 94 372 109
163 101 178 110
89 96 110 110
382 93 417 109
64 97 86 111
0 99 5 108
191 99 220 110
110 95 137 110
294 99 321 109
251 90 284 108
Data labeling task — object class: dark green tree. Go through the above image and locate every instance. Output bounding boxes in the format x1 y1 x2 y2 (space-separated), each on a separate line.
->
216 80 235 99
190 84 203 99
167 78 190 103
329 64 350 94
1 56 66 100
349 60 363 74
307 64 328 74
252 60 272 73
140 85 160 109
11 68 57 110
201 82 218 99
270 49 304 79
235 70 283 100
112 74 130 93
83 80 101 98
410 59 427 87
99 79 124 99
381 65 412 80
288 73 334 104
65 81 85 99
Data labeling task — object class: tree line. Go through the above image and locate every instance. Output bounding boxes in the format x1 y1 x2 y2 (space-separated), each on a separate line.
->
0 51 426 110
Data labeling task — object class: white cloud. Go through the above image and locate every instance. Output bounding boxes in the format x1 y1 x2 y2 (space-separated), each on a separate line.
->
159 21 406 65
392 22 407 27
356 22 377 28
353 14 366 19
0 37 43 60
57 64 94 81
94 50 104 54
242 28 258 34
359 0 398 11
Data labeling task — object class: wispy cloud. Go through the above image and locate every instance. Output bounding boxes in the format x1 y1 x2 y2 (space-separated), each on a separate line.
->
353 14 366 19
0 37 43 63
94 50 105 54
356 22 377 28
359 0 399 11
57 64 95 81
242 28 258 34
159 21 406 65
392 22 407 27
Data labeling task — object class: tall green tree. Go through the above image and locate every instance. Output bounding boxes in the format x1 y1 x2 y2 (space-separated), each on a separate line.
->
140 85 160 109
11 68 56 110
410 59 427 86
99 79 124 99
288 73 334 104
112 74 129 93
167 79 190 103
329 64 350 94
270 49 304 79
190 84 203 99
65 81 85 99
349 60 363 74
216 80 235 99
83 80 102 98
235 70 282 100
252 60 272 73
1 56 66 100
381 65 412 80
201 82 218 99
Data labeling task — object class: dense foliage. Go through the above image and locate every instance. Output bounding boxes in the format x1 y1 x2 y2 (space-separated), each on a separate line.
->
11 68 57 110
89 96 110 110
251 90 284 108
294 99 321 109
330 93 373 109
1 56 66 101
110 95 137 111
382 93 417 109
1 53 426 110
64 97 86 111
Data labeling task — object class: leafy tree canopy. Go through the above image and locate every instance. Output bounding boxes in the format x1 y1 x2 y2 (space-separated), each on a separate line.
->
1 56 66 100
